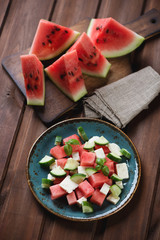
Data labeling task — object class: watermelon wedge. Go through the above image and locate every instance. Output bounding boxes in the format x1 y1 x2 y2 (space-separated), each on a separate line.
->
29 19 80 60
87 18 144 58
45 50 87 102
20 54 45 106
68 32 111 77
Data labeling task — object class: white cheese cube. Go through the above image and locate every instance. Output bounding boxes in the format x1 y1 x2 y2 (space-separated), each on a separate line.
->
88 136 99 144
116 163 129 179
100 183 110 195
108 143 122 156
60 175 78 193
72 152 80 161
47 173 55 181
49 160 57 170
107 194 120 204
115 181 124 189
94 148 105 159
77 197 87 206
78 166 88 177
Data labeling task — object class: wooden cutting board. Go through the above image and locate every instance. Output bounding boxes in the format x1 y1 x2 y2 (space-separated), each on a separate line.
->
2 8 160 126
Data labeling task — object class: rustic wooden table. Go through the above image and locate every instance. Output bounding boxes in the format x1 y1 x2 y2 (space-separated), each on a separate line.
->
0 0 160 240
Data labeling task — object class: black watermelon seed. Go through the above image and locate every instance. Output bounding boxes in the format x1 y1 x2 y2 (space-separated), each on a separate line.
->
51 30 55 34
60 73 66 79
42 42 45 46
30 73 32 78
55 27 61 31
96 27 100 30
106 29 109 33
71 71 74 76
76 78 80 82
78 58 83 62
48 39 52 44
68 72 71 75
35 76 39 81
90 55 93 59
34 85 38 89
46 35 50 38
103 38 107 42
27 84 31 90
96 39 99 43
94 63 97 66
65 30 68 33
93 52 96 56
93 46 96 49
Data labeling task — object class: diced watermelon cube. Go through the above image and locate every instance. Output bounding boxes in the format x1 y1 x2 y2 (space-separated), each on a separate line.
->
50 184 67 200
78 180 94 198
66 191 77 205
80 151 96 166
56 158 68 168
50 145 67 159
104 157 115 176
88 172 112 188
95 144 110 154
53 177 65 185
63 134 82 152
78 144 87 157
75 187 84 199
90 189 106 206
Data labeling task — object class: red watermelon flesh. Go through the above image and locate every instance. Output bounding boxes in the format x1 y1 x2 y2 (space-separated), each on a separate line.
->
20 54 45 106
87 17 144 58
90 189 106 206
68 32 111 78
30 19 80 60
45 50 87 102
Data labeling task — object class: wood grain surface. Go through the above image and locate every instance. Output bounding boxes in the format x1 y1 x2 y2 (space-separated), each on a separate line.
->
0 0 160 240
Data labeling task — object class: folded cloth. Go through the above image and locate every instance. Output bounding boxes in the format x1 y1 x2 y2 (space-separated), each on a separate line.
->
84 66 160 128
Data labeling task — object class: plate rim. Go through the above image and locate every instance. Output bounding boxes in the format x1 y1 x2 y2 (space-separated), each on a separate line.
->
26 117 141 221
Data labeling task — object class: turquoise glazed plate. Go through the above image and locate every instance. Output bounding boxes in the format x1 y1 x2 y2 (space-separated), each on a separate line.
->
26 118 141 221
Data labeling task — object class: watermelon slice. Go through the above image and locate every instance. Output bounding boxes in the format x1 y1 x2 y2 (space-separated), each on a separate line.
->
68 32 111 77
29 19 80 60
20 54 45 106
87 17 145 58
45 50 87 102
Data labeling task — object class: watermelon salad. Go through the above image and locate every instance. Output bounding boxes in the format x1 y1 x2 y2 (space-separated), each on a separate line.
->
39 126 131 213
20 18 144 106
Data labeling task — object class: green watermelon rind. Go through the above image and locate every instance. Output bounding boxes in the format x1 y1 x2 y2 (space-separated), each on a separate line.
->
87 19 145 58
82 60 111 78
45 69 87 102
30 31 80 61
26 71 45 106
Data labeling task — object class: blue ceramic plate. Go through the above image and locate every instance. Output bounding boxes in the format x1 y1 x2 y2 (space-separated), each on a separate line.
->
26 118 141 221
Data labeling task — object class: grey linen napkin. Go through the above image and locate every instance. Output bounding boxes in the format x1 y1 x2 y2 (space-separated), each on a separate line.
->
84 66 160 128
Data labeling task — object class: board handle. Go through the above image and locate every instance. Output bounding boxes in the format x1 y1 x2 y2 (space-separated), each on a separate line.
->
125 8 160 39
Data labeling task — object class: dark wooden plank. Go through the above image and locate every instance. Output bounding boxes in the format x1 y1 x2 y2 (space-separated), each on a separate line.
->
0 0 55 239
0 0 10 33
0 0 54 187
40 1 100 240
0 107 47 240
140 2 160 240
90 1 160 240
92 1 160 240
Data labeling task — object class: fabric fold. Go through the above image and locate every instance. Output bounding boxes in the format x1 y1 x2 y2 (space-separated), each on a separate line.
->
84 66 160 128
